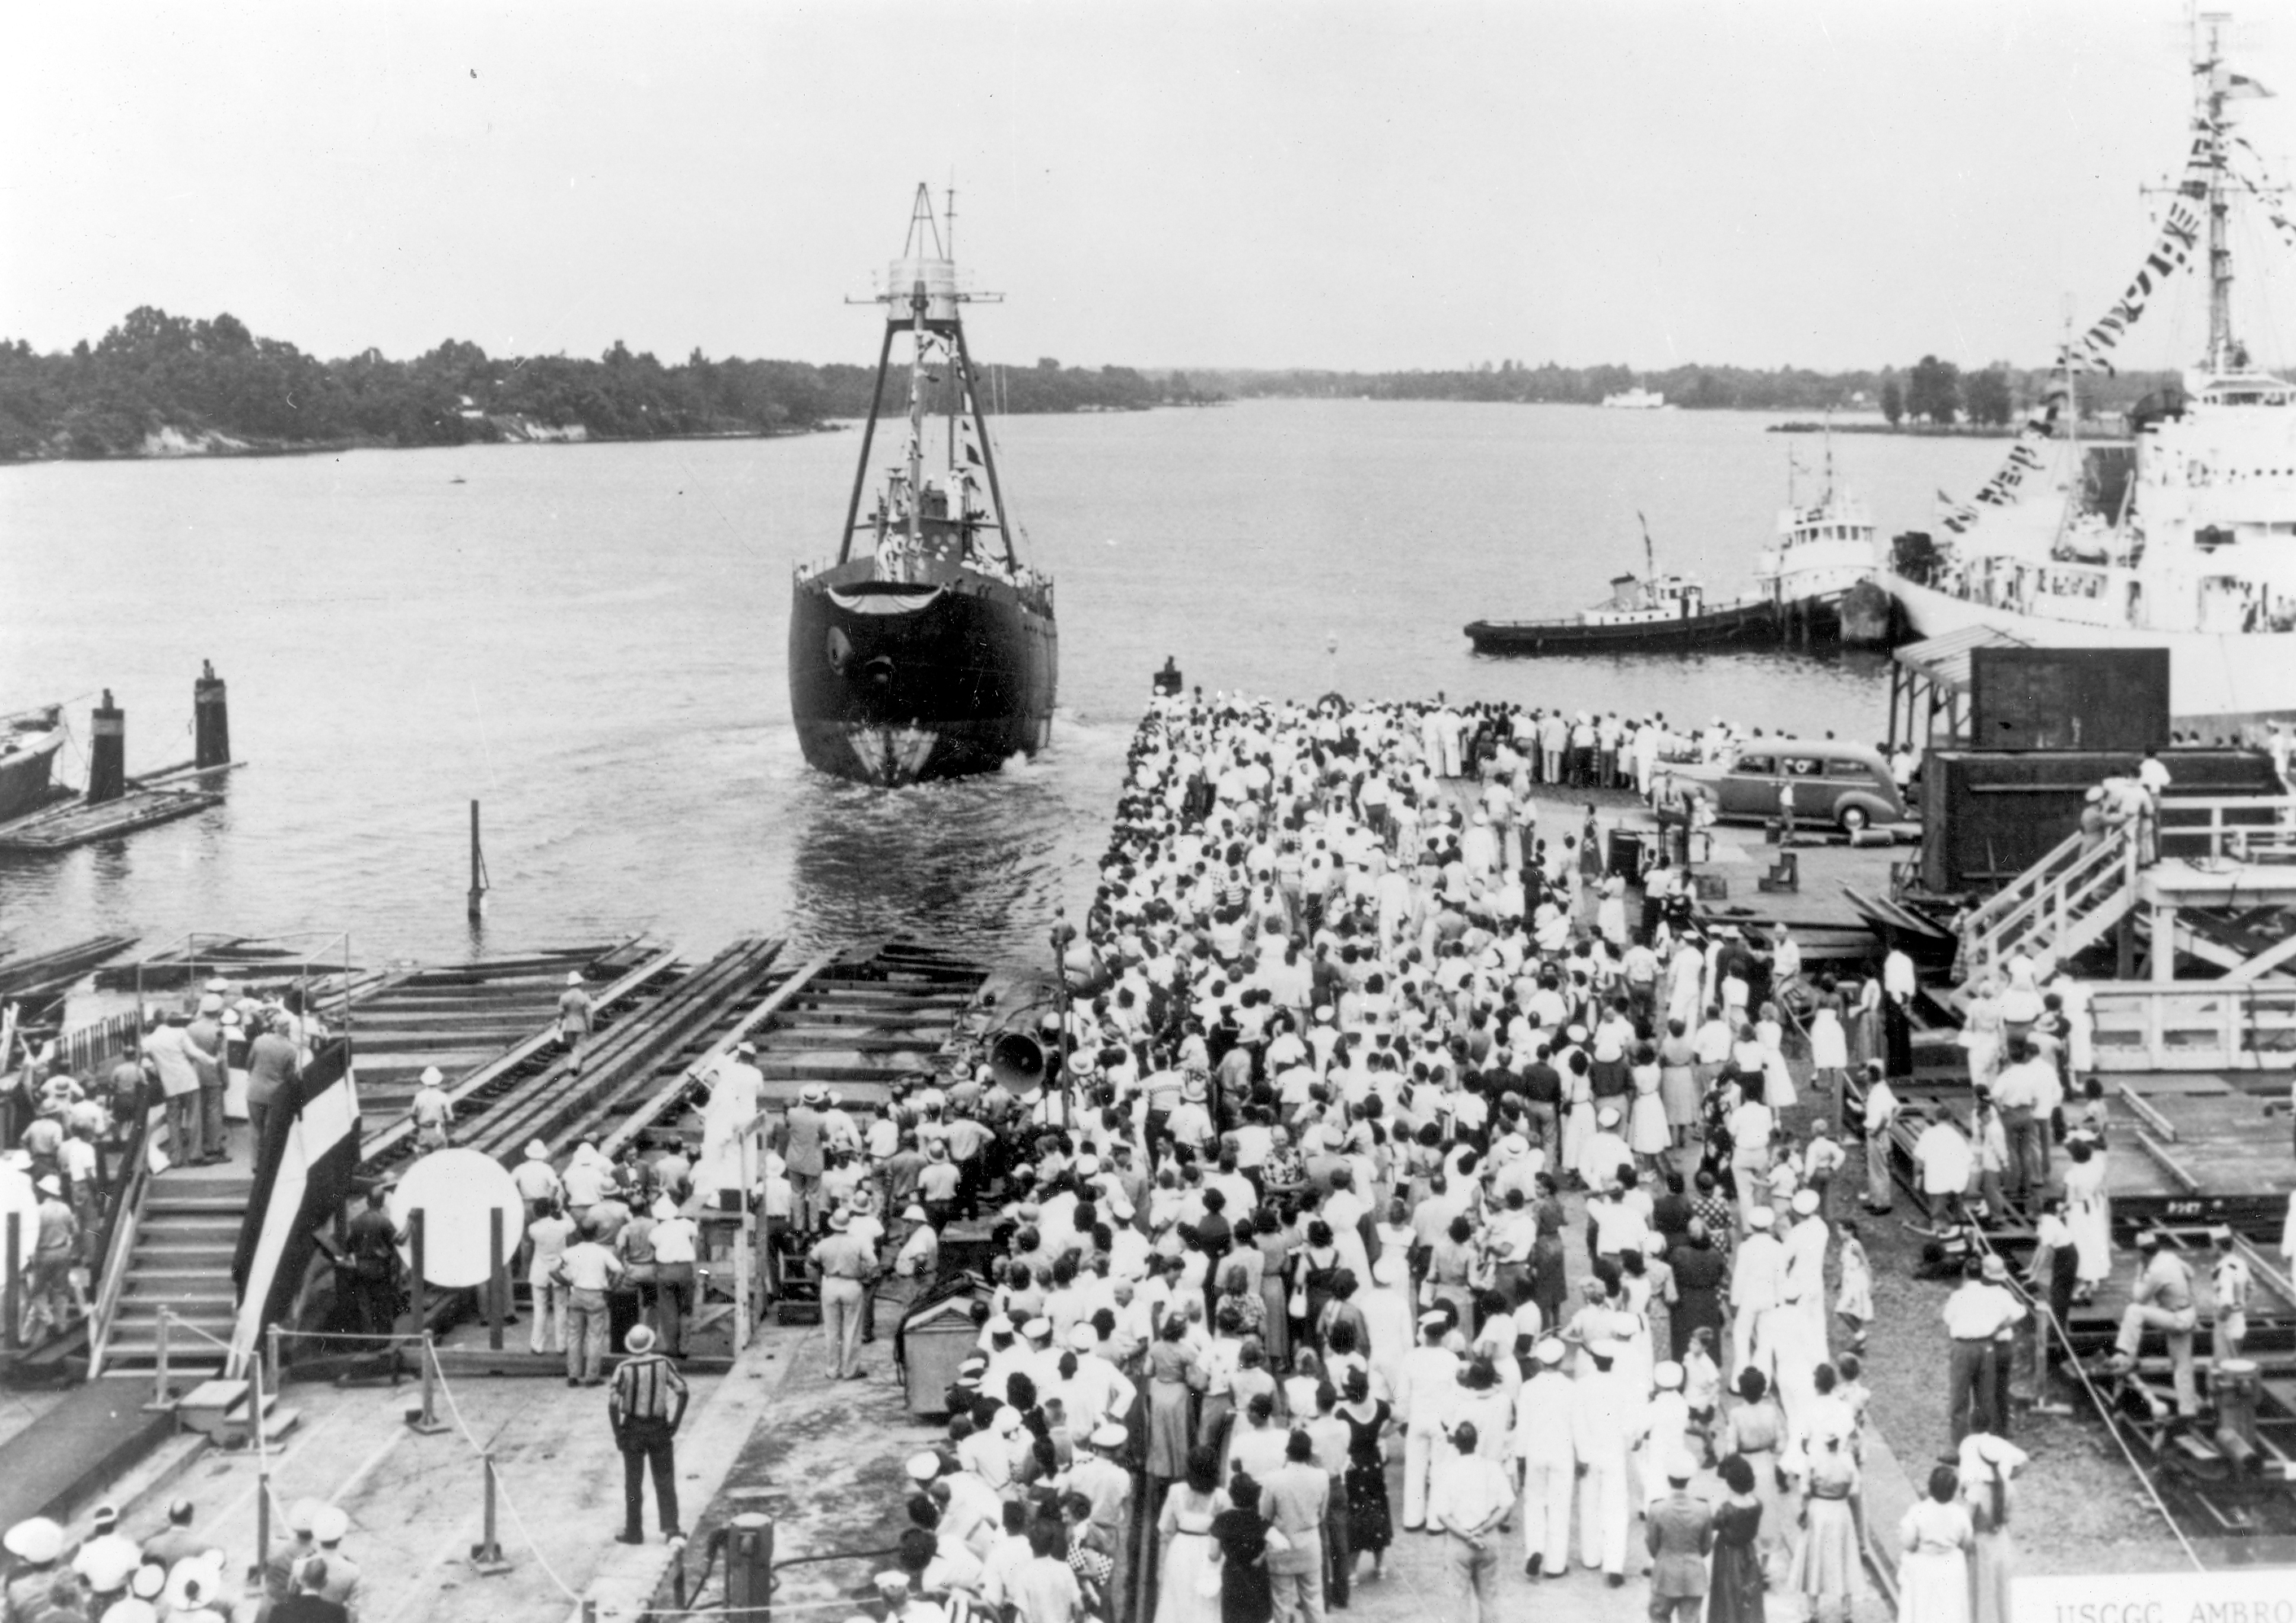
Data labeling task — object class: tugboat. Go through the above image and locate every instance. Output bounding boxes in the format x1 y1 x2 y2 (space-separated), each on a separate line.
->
1467 514 1792 654
1751 433 1883 642
788 186 1056 785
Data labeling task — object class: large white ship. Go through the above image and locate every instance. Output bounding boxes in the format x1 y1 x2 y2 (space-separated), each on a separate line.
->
1880 20 2296 735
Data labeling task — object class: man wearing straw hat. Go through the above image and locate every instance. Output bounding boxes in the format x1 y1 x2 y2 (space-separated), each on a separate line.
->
809 1205 877 1380
781 1085 830 1234
610 1323 689 1544
557 970 593 1059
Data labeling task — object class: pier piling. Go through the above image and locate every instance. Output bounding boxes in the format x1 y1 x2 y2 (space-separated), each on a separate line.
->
193 662 230 771
468 801 488 923
87 692 125 805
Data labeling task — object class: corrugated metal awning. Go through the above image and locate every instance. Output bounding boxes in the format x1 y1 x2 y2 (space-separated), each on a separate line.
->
1891 625 2035 698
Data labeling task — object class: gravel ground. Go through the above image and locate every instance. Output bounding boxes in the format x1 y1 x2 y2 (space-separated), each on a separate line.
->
1844 1136 2198 1577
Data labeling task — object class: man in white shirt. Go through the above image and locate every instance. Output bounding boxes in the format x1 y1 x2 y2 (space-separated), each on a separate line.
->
1570 1341 1636 1585
1394 1312 1463 1530
1511 1339 1577 1578
1859 1061 1899 1213
648 1196 702 1358
1429 1423 1513 1621
1910 1109 1975 1223
1730 1207 1786 1382
979 1502 1035 1612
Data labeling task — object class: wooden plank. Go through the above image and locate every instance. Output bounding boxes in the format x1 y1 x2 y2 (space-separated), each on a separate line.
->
2131 1127 2204 1194
598 948 842 1157
356 946 683 1168
2117 1084 2181 1142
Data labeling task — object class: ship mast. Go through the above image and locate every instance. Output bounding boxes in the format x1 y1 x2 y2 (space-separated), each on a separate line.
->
2198 10 2237 373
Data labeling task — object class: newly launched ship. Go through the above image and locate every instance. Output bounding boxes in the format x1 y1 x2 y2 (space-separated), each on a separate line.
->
789 187 1056 785
1879 20 2296 733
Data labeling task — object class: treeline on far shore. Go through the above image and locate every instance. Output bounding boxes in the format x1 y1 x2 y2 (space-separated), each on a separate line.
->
0 307 1169 462
0 308 2186 463
1181 359 2182 420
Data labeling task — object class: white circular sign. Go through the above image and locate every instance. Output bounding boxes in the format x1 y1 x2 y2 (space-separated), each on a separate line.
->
0 1165 36 1271
387 1148 524 1288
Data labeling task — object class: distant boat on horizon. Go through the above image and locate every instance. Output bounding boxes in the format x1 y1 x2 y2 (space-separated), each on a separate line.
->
1601 387 1672 410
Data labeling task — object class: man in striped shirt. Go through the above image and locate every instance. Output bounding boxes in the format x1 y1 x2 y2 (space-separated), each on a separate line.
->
610 1324 689 1544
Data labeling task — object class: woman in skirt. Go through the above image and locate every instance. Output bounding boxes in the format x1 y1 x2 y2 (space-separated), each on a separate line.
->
1789 1429 1864 1623
1658 1017 1700 1147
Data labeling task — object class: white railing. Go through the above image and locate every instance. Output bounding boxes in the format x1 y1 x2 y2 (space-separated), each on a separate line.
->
86 1148 153 1377
2087 980 2296 1070
1959 824 2138 979
2154 794 2296 863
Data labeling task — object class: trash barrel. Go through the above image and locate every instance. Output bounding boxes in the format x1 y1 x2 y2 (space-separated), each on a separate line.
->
903 1296 988 1416
1606 829 1646 881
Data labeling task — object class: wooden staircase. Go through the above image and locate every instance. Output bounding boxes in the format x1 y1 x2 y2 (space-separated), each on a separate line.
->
96 1172 250 1378
1956 824 2140 983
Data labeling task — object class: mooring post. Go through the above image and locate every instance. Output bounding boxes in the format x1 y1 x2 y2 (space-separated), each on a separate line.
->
87 691 126 804
407 1329 447 1435
470 1450 509 1569
251 1345 271 1583
487 1206 505 1353
194 661 230 769
268 1322 284 1393
468 799 488 922
410 1207 430 1335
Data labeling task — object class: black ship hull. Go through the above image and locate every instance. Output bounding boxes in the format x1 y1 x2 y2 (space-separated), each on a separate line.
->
789 561 1057 785
1465 596 1793 655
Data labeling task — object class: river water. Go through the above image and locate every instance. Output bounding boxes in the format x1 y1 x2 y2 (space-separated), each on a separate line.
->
0 401 2005 969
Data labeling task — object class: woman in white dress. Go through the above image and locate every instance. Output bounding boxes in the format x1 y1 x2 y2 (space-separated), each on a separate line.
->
1627 1041 1670 1165
1897 1464 1975 1623
1753 1003 1799 1110
1807 995 1848 1100
2061 1138 2113 1301
1154 1446 1231 1623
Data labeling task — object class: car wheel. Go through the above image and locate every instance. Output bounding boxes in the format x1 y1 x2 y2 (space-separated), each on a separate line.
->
1839 805 1870 833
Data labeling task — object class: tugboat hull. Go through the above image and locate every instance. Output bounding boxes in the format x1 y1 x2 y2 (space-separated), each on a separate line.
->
1465 597 1788 655
789 569 1056 785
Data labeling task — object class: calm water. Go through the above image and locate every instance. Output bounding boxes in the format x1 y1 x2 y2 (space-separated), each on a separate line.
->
0 402 2004 969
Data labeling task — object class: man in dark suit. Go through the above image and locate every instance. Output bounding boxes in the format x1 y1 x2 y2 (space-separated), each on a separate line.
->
1262 1429 1330 1623
1644 1453 1715 1623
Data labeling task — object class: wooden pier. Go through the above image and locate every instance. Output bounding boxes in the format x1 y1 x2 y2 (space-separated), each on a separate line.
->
0 781 225 852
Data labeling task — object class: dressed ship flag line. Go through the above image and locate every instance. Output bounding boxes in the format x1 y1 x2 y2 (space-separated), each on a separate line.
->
1885 16 2296 731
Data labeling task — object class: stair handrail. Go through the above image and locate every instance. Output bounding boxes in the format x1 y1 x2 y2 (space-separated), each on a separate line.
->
1960 824 2136 980
1960 827 2089 938
86 1105 156 1377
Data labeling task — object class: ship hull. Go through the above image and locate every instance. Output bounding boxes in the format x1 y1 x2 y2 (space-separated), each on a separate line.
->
0 728 63 822
789 565 1057 785
1883 572 2296 736
1467 596 1813 655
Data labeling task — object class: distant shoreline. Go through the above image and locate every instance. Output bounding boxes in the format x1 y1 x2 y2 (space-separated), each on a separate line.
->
1765 419 2126 440
0 419 844 468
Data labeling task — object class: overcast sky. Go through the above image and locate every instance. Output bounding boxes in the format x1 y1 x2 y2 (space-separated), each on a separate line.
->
3 1 2291 374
